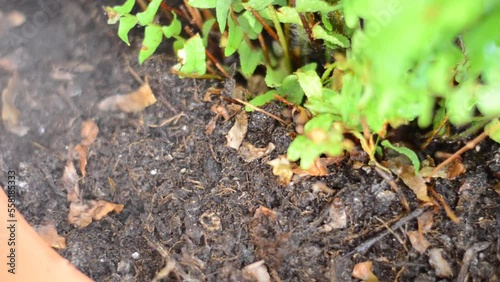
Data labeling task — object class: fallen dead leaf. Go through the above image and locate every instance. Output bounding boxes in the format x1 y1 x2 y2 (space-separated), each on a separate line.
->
399 165 430 202
267 156 293 185
242 260 271 282
238 142 275 162
98 77 156 112
68 199 124 228
319 197 347 232
428 248 453 278
292 156 344 177
407 230 430 253
226 111 248 150
75 120 99 177
418 211 434 233
352 261 378 282
61 159 81 203
254 206 277 221
1 72 29 136
420 158 466 180
36 223 66 249
199 211 222 232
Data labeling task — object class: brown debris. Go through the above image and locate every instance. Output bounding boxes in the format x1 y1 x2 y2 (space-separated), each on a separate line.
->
36 223 67 249
352 261 378 282
267 156 293 185
239 142 275 162
226 111 248 150
68 200 124 228
1 71 29 136
428 248 453 278
242 260 271 282
98 77 156 112
75 120 99 177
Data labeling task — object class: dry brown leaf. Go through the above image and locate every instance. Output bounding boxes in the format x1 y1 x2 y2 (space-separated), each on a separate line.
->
254 206 277 221
293 157 329 176
210 104 230 120
226 111 248 150
74 144 89 177
238 142 275 162
420 158 466 180
418 211 434 233
98 78 156 112
1 72 29 136
242 260 271 282
80 120 99 146
61 159 81 203
399 165 430 202
68 201 93 228
407 230 430 253
352 261 378 282
68 199 124 228
428 248 453 278
74 120 98 177
36 223 66 249
319 198 347 232
268 156 293 185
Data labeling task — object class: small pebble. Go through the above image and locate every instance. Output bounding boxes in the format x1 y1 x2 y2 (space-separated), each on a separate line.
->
131 252 140 260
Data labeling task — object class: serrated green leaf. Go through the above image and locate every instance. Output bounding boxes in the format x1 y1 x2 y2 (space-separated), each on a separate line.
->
244 0 274 11
118 15 138 46
485 118 500 143
225 17 244 57
304 113 336 133
381 140 421 175
279 75 304 105
216 0 231 33
296 69 323 99
178 34 206 75
139 25 163 64
321 12 333 31
238 40 263 77
188 0 216 8
201 18 216 47
113 0 136 15
312 25 350 48
295 0 339 13
162 13 182 38
136 0 162 26
246 90 277 111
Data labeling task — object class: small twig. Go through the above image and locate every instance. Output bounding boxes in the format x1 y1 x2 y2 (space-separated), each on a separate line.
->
428 186 460 223
425 128 491 181
234 98 289 125
258 33 271 66
374 216 408 252
249 9 280 43
421 114 449 150
375 167 410 212
122 54 144 84
457 242 490 282
148 112 186 128
343 208 425 257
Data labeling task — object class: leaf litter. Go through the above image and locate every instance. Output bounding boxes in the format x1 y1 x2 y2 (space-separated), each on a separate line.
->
98 76 156 113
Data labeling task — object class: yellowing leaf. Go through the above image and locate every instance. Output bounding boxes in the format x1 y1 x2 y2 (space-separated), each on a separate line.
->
98 78 156 113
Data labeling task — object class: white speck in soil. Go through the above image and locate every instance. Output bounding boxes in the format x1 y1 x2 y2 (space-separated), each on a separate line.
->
131 252 140 260
150 169 157 175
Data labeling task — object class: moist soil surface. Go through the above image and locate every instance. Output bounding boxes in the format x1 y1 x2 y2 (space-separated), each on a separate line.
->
1 1 499 281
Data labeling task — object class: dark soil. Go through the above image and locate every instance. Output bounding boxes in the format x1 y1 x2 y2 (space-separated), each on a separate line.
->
1 1 499 281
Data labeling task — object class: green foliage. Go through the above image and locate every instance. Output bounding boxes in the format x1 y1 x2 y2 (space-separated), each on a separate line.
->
106 0 500 170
